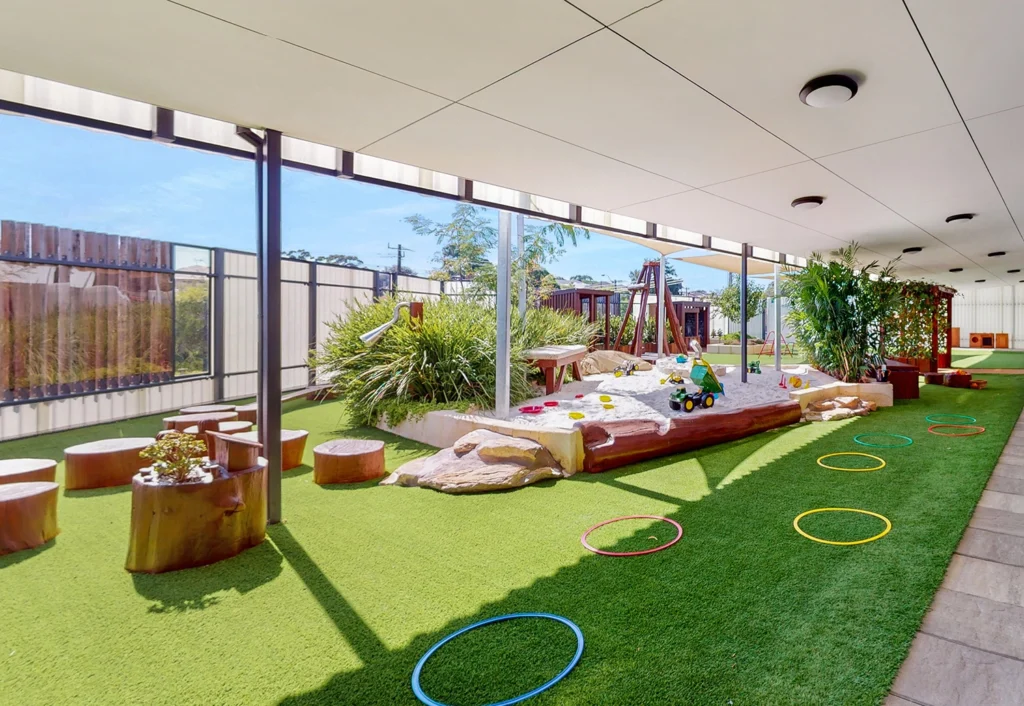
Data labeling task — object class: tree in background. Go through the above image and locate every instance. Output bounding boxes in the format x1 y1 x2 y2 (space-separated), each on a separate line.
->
708 279 767 325
383 263 416 276
283 249 365 268
572 274 596 283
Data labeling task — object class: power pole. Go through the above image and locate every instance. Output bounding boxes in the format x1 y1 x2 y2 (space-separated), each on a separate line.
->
387 243 411 274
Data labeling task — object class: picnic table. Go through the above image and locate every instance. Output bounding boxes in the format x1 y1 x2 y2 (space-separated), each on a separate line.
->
524 345 588 395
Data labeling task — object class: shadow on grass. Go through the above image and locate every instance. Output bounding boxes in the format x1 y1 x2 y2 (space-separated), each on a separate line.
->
0 538 56 569
131 539 283 613
63 485 131 498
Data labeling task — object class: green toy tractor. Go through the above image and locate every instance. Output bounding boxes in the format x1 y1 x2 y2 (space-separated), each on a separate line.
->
669 359 725 413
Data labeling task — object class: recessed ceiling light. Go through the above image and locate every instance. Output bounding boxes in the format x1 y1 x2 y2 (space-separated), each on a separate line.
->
791 196 824 210
949 267 964 272
1010 269 1021 273
902 246 923 253
976 279 987 283
799 74 859 108
946 213 975 223
988 251 1006 257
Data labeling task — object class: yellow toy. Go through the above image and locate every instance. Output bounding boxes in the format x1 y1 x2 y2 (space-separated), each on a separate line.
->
568 412 585 420
788 375 811 389
599 395 612 403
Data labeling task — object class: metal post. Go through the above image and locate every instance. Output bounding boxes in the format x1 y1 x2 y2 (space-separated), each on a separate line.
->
740 244 748 383
496 211 512 419
774 264 782 372
657 255 666 356
308 261 317 387
262 129 283 524
213 248 226 401
516 213 527 317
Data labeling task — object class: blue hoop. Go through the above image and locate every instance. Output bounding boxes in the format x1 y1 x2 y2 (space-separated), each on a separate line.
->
411 613 584 706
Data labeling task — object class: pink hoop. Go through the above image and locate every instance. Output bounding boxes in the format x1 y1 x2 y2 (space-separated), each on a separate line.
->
580 515 684 557
927 424 986 437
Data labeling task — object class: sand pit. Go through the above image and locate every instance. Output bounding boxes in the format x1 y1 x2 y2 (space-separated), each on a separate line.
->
508 358 837 430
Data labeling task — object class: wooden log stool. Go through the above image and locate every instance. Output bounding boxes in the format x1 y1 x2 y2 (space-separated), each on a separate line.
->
64 437 155 490
0 482 59 555
182 421 254 456
162 411 238 432
313 439 386 485
125 432 267 573
0 459 57 485
179 404 236 415
236 403 258 425
235 430 309 470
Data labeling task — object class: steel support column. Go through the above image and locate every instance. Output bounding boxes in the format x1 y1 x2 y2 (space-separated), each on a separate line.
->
496 211 512 419
308 261 318 387
657 255 667 356
774 263 782 372
740 244 748 383
213 248 226 401
262 129 283 524
517 192 529 317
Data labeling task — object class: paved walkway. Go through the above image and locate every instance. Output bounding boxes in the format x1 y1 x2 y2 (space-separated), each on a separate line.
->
887 413 1024 705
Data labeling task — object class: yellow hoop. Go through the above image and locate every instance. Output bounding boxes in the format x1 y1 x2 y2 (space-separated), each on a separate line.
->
816 452 886 472
793 508 892 546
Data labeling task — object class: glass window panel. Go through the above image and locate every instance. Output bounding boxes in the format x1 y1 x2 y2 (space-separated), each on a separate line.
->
174 245 211 273
174 273 211 377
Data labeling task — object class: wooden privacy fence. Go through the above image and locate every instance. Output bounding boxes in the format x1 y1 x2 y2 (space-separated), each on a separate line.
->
0 221 173 402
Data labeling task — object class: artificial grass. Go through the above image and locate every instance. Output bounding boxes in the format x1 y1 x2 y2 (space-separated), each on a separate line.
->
951 348 1024 369
2 379 1023 705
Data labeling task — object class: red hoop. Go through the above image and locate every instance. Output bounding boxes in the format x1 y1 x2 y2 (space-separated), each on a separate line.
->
927 424 986 437
580 515 684 557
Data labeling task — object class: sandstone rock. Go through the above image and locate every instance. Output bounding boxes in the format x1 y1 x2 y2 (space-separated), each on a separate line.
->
452 429 506 456
803 412 823 422
809 400 836 412
820 407 854 421
834 396 861 410
865 400 878 412
852 407 871 417
382 430 564 494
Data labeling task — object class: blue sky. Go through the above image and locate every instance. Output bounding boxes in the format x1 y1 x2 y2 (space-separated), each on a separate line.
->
0 114 726 290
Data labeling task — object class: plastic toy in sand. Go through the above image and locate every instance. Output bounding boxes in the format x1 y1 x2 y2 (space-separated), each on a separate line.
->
543 400 559 407
669 360 724 413
748 360 761 374
676 354 688 364
519 405 544 414
599 395 612 403
787 375 811 389
602 404 615 410
568 412 585 420
613 361 638 377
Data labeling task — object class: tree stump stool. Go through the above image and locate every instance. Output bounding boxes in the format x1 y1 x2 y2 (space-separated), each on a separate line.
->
0 482 59 555
235 430 309 470
236 403 258 424
125 462 267 573
162 412 238 432
0 459 57 485
313 440 386 484
182 421 254 456
180 404 236 415
64 437 155 490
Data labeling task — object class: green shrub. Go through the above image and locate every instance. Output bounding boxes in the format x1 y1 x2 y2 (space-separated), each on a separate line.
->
314 297 599 426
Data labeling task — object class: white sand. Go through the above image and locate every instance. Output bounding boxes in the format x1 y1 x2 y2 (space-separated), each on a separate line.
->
506 358 837 430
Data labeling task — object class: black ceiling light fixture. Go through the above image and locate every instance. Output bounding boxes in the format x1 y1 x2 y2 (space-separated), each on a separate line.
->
799 74 859 108
902 246 923 253
949 267 964 272
976 279 987 283
989 251 1006 257
791 195 824 210
1009 269 1021 273
946 213 976 223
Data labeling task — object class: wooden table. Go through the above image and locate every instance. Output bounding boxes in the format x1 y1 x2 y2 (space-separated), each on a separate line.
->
524 345 588 395
236 430 309 470
0 459 57 485
0 482 59 555
313 440 385 484
180 404 236 415
162 412 238 432
64 437 155 490
885 359 920 400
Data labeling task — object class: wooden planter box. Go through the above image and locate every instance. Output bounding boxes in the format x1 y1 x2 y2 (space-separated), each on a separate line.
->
894 356 937 374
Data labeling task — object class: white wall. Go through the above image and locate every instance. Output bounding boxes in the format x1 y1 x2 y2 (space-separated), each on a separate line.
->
952 286 1023 348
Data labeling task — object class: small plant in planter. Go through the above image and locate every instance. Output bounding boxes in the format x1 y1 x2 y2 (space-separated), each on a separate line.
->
139 432 208 483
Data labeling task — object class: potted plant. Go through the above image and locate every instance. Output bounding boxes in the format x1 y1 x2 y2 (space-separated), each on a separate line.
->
138 432 209 484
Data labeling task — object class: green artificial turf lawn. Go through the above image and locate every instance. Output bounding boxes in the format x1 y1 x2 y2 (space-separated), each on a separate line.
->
952 348 1024 369
2 379 1023 705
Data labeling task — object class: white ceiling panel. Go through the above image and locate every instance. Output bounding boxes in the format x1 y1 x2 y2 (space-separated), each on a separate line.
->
365 105 688 212
173 0 600 101
704 161 927 249
906 0 1024 120
615 0 960 158
615 189 844 256
970 106 1024 239
0 0 449 150
818 123 1020 256
569 0 660 26
464 29 804 187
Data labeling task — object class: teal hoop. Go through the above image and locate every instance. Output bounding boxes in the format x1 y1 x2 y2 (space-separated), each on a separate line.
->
853 433 913 448
926 414 977 424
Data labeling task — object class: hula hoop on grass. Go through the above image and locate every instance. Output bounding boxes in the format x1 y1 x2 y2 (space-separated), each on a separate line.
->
411 613 584 706
816 452 886 472
928 424 986 437
580 515 684 557
925 414 977 424
853 433 913 448
793 508 892 546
